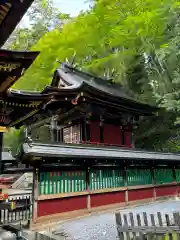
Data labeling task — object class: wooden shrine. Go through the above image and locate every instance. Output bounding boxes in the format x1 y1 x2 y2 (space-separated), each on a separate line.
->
0 0 180 228
16 63 180 223
0 52 180 222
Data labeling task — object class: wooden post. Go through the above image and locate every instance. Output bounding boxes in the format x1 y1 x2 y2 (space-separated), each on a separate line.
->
151 167 156 201
86 167 91 212
99 121 104 143
124 167 128 205
172 167 178 197
32 167 39 224
173 212 180 239
172 166 176 182
115 212 124 240
80 120 85 142
84 118 90 142
59 129 63 143
50 118 57 143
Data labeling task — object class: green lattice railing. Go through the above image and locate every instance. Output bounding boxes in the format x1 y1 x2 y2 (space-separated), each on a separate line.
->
127 169 152 186
154 169 174 184
89 169 124 190
38 168 176 196
39 171 86 195
175 169 180 182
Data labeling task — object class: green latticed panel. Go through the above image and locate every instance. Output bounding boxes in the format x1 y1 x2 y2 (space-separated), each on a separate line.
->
154 168 174 184
127 169 152 186
175 169 180 182
39 171 86 195
90 169 124 190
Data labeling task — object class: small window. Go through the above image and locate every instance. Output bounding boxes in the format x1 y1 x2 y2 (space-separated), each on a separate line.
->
63 124 81 143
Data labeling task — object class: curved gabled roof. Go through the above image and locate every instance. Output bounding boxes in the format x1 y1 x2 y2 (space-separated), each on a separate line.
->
48 63 158 116
54 65 133 100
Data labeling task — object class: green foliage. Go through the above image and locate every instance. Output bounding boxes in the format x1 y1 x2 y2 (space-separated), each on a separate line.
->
6 0 70 51
135 111 179 151
12 0 178 91
3 128 24 156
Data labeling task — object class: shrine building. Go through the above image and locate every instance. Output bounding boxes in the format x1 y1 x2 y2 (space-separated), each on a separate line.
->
15 62 180 223
1 0 180 228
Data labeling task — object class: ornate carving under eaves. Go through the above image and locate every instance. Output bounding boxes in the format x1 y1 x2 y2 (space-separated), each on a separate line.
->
0 50 39 93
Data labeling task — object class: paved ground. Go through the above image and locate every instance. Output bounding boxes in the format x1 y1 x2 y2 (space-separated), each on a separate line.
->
47 199 180 240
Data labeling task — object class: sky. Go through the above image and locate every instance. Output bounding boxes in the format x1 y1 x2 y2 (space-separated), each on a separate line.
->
20 0 90 27
53 0 90 16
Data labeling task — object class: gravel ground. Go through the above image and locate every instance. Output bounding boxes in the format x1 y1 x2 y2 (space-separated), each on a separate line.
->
47 199 180 240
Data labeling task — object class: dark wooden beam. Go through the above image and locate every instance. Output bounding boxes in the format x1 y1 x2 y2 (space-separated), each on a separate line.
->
0 0 35 47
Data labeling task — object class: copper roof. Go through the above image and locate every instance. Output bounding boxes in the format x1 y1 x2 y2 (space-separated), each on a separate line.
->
45 63 158 116
23 142 180 163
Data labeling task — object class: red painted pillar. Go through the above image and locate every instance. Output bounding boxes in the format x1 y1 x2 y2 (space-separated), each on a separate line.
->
123 124 133 148
124 131 132 148
89 121 100 143
32 168 39 224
